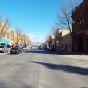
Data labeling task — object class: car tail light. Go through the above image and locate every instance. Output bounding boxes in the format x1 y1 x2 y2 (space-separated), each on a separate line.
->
15 50 18 52
10 50 12 52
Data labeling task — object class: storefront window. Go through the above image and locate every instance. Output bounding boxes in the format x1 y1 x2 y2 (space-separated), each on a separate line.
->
7 33 9 39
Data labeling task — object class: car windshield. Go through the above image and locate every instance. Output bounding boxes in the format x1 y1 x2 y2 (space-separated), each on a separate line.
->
11 48 19 50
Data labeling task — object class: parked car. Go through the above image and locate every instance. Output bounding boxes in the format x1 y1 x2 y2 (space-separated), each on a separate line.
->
0 46 8 53
10 47 22 54
32 47 35 49
22 47 27 50
15 46 22 49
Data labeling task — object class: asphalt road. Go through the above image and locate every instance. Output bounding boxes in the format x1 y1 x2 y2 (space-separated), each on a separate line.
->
0 49 88 88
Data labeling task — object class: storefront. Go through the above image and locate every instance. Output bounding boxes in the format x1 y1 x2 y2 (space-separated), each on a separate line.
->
0 38 11 46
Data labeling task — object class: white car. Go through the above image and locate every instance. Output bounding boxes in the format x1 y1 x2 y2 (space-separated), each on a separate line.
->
22 47 27 50
32 47 35 49
0 46 8 53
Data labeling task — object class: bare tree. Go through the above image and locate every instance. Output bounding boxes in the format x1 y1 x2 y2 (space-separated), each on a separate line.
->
56 0 78 36
45 34 50 42
56 0 79 52
27 38 32 47
22 34 30 46
50 25 58 36
0 14 11 38
15 27 23 45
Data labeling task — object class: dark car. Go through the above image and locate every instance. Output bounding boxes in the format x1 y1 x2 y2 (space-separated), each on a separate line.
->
10 47 22 54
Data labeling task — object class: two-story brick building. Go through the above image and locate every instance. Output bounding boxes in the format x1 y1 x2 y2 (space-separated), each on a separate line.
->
72 0 88 52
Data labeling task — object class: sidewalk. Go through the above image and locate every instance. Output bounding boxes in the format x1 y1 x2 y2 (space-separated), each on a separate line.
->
55 50 88 60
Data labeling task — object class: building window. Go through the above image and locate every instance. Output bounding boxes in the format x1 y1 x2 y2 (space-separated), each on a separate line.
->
11 34 14 40
81 18 85 29
70 44 71 48
77 22 80 29
78 22 79 25
79 20 83 30
83 19 84 23
7 33 9 39
68 44 69 48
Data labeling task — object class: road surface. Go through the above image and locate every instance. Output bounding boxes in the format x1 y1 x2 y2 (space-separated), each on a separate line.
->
0 49 88 88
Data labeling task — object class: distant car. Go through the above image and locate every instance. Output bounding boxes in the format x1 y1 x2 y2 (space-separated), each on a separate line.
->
15 46 19 47
32 47 35 49
0 46 8 53
22 47 27 50
15 46 22 49
10 47 22 54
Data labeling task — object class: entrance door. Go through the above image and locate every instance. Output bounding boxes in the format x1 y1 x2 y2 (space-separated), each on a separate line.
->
78 37 83 52
65 44 67 52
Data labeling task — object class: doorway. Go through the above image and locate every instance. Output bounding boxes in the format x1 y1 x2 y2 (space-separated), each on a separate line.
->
78 37 83 52
65 44 67 52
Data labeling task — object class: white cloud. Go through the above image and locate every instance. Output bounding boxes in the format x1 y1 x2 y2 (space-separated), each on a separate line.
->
28 33 46 44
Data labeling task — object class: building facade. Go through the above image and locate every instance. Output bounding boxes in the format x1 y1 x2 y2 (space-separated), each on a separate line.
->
62 30 72 52
54 29 72 52
72 0 88 52
0 21 32 47
0 21 12 45
54 29 63 51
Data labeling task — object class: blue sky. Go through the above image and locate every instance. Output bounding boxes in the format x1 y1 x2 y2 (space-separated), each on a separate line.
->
0 0 83 44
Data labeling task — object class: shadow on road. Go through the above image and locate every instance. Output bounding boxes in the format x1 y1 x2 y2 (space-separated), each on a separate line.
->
31 61 88 75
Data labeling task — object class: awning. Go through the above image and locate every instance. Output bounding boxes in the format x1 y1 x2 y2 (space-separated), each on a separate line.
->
0 38 11 44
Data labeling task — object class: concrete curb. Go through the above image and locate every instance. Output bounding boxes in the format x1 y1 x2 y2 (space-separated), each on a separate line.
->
55 51 88 60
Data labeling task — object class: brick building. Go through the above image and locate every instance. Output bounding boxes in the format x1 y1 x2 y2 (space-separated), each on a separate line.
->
72 0 88 52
